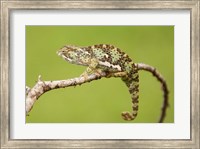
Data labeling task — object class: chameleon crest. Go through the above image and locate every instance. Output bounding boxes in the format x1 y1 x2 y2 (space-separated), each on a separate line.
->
57 44 139 121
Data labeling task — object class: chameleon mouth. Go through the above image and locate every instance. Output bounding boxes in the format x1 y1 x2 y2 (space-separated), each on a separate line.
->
57 51 62 56
57 51 73 63
64 57 73 63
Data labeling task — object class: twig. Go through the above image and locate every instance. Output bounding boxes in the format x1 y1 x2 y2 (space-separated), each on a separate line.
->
26 63 169 123
25 72 127 115
136 63 169 123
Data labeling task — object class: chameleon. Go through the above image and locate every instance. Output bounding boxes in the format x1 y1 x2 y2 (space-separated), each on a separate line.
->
57 44 139 121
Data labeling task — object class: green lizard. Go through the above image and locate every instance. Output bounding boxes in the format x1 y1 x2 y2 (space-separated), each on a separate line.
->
57 44 139 121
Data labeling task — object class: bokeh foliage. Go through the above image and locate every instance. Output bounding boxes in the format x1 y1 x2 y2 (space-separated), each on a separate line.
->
26 26 174 123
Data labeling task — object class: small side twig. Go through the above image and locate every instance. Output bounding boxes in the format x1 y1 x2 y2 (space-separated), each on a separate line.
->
26 86 31 96
136 63 169 123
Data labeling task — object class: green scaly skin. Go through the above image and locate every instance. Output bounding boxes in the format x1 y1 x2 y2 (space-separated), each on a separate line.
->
57 44 139 121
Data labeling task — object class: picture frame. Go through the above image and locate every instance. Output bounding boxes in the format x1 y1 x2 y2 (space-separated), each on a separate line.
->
1 0 199 148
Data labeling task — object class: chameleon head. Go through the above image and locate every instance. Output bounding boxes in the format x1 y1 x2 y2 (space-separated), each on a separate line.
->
57 45 91 65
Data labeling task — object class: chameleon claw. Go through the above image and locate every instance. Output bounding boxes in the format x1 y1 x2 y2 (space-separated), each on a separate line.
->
80 73 89 80
94 70 103 78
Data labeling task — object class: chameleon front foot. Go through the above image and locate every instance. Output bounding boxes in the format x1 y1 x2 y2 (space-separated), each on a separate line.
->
80 73 89 80
80 67 103 80
121 111 137 121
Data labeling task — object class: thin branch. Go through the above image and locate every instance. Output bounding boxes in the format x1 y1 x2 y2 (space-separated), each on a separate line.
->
26 63 169 123
25 72 127 115
136 63 169 123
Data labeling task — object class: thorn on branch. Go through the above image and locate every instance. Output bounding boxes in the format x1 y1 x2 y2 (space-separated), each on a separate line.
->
38 75 42 82
26 86 31 96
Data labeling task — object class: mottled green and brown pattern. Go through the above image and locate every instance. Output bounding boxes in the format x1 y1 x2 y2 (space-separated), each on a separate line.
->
57 44 139 121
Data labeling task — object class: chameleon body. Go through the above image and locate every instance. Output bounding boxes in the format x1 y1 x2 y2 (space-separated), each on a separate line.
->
57 44 139 121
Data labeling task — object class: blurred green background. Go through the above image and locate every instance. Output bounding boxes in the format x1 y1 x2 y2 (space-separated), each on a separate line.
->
26 26 174 123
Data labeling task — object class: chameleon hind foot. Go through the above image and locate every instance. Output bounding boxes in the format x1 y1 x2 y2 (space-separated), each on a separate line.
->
106 72 127 78
121 111 137 121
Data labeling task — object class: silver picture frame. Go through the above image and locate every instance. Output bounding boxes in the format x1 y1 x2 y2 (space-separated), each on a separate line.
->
1 0 199 148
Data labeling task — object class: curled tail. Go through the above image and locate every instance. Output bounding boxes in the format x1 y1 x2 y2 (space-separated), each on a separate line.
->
121 69 139 121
